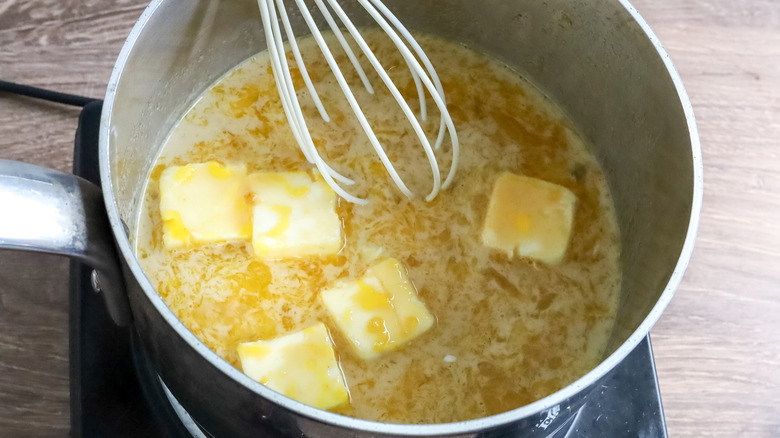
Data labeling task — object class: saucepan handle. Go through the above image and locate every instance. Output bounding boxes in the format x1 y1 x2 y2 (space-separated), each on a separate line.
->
0 159 131 326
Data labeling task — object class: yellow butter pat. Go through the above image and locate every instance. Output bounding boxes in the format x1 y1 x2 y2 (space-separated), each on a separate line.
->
321 258 434 360
481 172 576 264
249 171 342 259
159 162 252 249
237 323 349 411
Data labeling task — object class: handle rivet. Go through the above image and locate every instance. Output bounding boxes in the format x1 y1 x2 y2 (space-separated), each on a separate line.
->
90 270 102 293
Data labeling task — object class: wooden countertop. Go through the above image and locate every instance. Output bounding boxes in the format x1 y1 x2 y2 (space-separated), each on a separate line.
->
1 0 778 436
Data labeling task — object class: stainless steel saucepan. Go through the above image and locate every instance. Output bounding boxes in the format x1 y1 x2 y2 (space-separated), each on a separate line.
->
0 0 702 436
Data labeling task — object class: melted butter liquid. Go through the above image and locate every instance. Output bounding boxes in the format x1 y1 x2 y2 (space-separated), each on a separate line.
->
135 30 622 424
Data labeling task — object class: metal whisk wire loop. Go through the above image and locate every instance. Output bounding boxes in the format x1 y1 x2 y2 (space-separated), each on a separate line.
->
257 0 459 204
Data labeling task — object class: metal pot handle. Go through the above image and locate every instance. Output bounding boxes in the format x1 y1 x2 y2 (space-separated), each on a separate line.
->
0 159 131 326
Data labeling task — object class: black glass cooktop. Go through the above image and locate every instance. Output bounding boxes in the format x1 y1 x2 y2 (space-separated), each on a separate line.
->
69 101 667 438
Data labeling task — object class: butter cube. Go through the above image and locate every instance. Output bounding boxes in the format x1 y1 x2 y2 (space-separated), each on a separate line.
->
237 323 349 410
481 172 576 264
321 258 434 360
159 162 252 249
250 171 342 259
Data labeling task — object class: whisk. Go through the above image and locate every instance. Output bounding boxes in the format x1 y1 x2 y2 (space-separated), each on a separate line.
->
256 0 459 205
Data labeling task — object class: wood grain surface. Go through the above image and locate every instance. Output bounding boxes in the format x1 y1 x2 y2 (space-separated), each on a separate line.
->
1 0 778 437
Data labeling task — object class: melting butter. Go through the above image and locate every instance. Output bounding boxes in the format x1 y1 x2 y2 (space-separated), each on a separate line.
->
135 29 622 423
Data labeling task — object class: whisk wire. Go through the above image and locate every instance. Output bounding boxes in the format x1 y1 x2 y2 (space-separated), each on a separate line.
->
351 0 460 193
322 0 443 200
312 1 375 96
365 0 451 154
261 0 363 204
297 0 416 198
274 1 363 189
275 0 331 122
258 0 459 203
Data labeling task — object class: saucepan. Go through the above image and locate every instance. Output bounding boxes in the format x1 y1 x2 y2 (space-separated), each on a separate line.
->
0 0 701 436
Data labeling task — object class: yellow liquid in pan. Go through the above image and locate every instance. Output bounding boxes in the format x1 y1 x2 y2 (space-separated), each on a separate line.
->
135 30 622 424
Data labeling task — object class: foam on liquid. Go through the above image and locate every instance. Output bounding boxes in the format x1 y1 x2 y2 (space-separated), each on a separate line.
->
135 30 622 424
